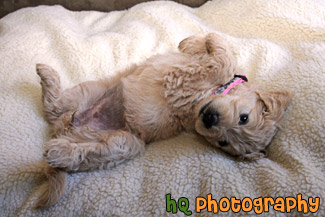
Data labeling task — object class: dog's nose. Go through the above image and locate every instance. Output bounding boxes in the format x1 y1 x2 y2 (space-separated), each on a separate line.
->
202 111 219 129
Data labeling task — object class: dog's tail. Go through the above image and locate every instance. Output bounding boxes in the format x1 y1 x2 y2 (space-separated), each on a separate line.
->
34 166 67 208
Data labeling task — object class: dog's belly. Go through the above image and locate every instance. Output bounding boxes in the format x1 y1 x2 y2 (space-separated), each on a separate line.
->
72 84 125 131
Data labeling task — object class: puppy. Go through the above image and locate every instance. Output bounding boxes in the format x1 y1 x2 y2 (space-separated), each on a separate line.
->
34 33 291 208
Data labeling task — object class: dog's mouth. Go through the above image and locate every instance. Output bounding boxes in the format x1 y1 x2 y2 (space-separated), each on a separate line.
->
218 140 229 147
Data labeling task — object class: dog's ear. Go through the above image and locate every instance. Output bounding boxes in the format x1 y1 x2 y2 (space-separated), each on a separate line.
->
257 90 292 122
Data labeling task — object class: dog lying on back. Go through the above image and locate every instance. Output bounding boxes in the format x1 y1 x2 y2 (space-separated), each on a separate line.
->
35 33 291 208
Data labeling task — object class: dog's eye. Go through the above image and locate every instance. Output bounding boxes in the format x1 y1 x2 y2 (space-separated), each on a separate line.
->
239 114 249 125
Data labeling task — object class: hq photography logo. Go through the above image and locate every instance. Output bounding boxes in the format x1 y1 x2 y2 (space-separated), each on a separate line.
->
165 193 320 216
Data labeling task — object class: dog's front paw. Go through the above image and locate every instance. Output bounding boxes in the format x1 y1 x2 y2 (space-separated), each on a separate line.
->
178 35 207 55
44 139 81 171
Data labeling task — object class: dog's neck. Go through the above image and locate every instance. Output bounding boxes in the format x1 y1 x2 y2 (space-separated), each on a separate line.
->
212 74 248 95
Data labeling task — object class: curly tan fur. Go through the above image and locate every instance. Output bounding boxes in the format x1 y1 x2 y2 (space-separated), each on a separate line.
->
34 33 291 208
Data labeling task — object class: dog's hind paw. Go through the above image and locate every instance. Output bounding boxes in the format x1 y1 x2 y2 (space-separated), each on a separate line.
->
36 64 60 83
43 138 81 171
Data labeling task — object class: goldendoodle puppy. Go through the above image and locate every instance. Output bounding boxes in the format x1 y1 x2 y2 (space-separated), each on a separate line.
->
35 33 291 208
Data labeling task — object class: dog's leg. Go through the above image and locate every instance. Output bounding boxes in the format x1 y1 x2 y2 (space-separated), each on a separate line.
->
205 33 233 57
205 33 238 79
44 129 145 172
36 64 63 123
178 33 235 61
178 35 207 55
35 129 144 208
178 33 230 54
36 64 109 124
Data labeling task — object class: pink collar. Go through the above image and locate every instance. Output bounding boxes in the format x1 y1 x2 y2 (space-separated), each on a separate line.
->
212 74 248 95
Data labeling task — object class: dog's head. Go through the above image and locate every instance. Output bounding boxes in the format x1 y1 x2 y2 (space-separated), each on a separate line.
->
195 84 292 161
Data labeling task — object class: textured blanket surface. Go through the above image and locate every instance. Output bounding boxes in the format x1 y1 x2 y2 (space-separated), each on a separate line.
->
0 0 324 216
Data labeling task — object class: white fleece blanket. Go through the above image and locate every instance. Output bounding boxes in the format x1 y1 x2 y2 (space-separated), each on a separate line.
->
0 0 324 216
